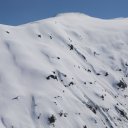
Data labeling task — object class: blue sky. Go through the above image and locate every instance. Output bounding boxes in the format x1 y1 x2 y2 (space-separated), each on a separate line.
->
0 0 128 25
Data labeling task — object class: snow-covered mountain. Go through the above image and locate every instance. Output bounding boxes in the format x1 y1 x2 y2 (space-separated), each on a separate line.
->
0 13 128 128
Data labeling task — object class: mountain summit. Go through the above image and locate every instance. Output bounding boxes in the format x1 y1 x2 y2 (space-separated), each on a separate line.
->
0 13 128 128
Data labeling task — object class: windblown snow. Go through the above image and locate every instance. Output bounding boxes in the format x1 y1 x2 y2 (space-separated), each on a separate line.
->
0 13 128 128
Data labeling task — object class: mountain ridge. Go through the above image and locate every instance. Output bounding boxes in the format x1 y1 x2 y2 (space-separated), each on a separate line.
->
1 12 128 27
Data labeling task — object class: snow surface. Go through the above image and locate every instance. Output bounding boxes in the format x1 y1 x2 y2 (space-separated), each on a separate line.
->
0 13 128 128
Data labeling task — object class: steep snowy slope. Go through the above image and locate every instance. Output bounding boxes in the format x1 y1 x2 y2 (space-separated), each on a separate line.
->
0 13 128 128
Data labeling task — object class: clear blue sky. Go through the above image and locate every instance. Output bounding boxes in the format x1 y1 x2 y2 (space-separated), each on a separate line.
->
0 0 128 25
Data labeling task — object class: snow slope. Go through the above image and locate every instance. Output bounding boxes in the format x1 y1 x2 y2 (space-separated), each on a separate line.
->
0 13 128 128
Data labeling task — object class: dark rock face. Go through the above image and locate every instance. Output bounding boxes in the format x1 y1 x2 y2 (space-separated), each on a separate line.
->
46 75 58 80
83 125 87 128
86 104 97 114
105 72 109 76
69 44 74 50
117 80 127 89
48 115 56 124
38 34 41 38
115 106 128 120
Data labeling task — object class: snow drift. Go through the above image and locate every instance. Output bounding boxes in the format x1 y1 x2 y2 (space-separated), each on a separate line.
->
0 13 128 128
